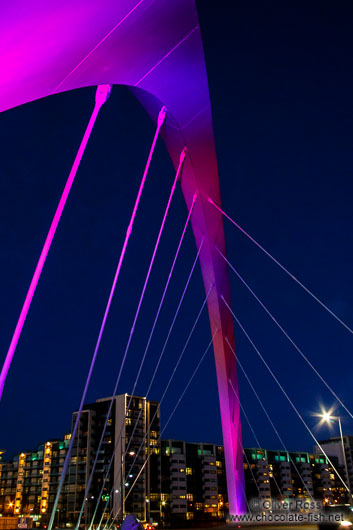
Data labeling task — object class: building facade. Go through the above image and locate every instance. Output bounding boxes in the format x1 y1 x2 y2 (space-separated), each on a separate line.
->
67 394 161 526
160 440 228 524
1 396 352 528
244 447 348 505
0 437 71 526
316 436 353 500
0 394 160 527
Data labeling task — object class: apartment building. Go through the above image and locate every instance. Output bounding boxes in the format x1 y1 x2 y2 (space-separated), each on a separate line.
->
0 437 71 525
105 394 161 523
160 440 228 523
67 394 161 525
1 396 352 528
0 394 160 527
243 448 348 504
316 436 353 499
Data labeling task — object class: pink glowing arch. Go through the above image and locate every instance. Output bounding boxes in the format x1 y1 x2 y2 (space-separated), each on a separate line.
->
0 0 245 513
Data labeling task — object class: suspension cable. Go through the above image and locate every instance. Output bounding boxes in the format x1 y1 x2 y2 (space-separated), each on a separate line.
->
240 435 264 502
122 328 217 509
86 187 198 530
209 197 353 336
227 378 284 501
101 326 217 529
226 376 266 503
0 85 112 400
144 239 204 397
104 285 213 526
121 238 204 462
226 338 313 501
73 140 188 530
92 240 205 527
216 246 353 421
110 284 213 527
222 297 350 495
126 190 196 402
229 379 261 449
48 105 167 530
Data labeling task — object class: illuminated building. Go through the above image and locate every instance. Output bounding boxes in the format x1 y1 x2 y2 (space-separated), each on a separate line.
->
83 394 161 524
315 436 353 499
1 398 351 526
0 395 160 526
243 448 349 504
0 438 71 525
160 440 228 523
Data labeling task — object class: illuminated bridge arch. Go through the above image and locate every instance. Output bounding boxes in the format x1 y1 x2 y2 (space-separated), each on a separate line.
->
0 0 245 514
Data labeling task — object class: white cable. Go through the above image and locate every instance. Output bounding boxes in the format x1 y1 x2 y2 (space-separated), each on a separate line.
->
216 246 353 421
222 296 350 495
209 197 353 336
226 337 314 501
87 189 198 529
123 328 218 507
227 378 284 501
96 279 212 527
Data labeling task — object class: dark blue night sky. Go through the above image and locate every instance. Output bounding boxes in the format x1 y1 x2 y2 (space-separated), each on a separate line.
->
1 1 353 459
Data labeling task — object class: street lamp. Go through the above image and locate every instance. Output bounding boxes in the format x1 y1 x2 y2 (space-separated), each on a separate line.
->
320 410 352 502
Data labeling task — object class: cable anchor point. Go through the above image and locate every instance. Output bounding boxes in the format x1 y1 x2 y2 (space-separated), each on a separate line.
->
95 84 112 107
157 106 167 127
180 147 187 164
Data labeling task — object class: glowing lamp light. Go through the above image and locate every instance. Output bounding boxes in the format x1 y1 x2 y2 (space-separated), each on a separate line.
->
341 522 352 527
125 483 129 487
322 411 333 423
317 407 337 426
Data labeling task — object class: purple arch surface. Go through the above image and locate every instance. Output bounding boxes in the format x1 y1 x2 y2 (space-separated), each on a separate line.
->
0 0 246 514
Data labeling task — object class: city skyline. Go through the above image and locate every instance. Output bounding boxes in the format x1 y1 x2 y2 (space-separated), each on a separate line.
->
1 391 352 461
1 392 351 526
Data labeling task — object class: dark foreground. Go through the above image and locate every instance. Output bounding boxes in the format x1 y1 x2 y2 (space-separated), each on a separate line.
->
173 526 317 530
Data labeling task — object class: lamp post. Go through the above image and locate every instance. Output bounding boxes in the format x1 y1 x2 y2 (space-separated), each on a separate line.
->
320 411 352 503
